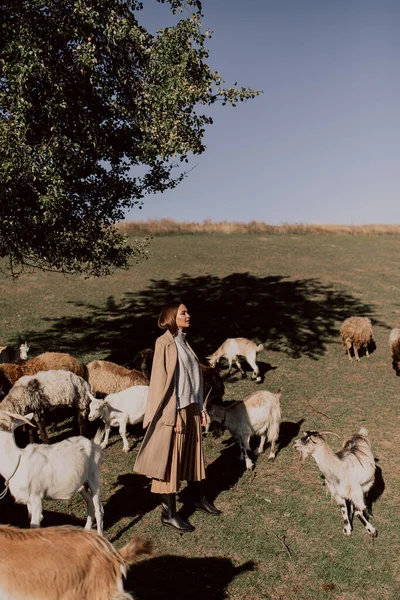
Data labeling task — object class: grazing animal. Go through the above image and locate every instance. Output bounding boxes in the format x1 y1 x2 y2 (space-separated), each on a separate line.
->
207 337 264 382
0 410 104 533
340 317 374 361
206 388 282 470
389 328 400 376
88 385 149 452
132 347 155 380
87 360 149 397
0 351 87 396
0 525 151 600
294 428 377 537
0 369 97 443
0 341 30 364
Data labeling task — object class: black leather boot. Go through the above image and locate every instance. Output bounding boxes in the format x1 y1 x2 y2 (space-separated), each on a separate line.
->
191 481 222 516
160 493 195 533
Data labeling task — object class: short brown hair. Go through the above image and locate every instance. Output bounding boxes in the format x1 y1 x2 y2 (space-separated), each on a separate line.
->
158 302 181 334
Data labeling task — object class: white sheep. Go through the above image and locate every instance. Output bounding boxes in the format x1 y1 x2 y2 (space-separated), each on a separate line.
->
0 410 104 533
389 328 400 376
207 337 264 382
87 359 149 397
88 385 149 452
340 316 374 361
0 369 97 443
294 428 377 537
0 525 151 600
206 388 282 470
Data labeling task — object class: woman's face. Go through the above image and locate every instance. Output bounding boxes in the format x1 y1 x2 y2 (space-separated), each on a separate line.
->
176 304 190 331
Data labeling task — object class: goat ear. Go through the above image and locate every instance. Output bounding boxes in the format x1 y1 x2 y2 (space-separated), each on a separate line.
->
0 409 36 428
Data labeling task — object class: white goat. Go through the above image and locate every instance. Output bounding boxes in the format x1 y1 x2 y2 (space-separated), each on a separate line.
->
0 410 104 533
207 337 264 382
0 525 152 600
294 428 377 537
88 385 149 453
206 388 282 470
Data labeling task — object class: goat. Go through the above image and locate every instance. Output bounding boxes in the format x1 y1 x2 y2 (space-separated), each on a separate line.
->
0 341 29 364
0 410 104 533
87 360 149 397
88 385 149 452
132 347 155 380
0 351 87 396
0 525 151 600
206 388 282 469
207 337 264 382
340 316 374 361
293 428 377 537
389 328 400 376
0 369 97 443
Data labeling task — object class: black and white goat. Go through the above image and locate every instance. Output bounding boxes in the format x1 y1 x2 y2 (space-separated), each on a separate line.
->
206 388 282 469
294 428 377 537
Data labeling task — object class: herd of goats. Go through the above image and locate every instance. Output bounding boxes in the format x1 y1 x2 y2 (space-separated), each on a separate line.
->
0 315 398 598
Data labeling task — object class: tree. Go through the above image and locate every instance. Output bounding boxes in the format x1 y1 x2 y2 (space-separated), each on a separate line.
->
0 0 261 278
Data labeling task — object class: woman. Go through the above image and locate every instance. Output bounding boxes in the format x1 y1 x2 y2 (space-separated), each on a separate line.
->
134 302 221 533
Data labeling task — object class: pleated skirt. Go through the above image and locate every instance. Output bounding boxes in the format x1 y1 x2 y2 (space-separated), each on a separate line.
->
151 403 206 494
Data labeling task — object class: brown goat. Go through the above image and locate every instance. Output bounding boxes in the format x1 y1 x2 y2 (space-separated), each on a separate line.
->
340 317 374 361
87 360 149 397
0 525 151 600
0 351 87 396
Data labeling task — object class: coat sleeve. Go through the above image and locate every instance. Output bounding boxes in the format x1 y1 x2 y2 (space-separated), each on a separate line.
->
142 338 167 429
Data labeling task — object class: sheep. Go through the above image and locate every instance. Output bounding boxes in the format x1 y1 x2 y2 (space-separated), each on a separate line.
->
88 385 149 452
293 428 377 537
0 369 97 443
0 525 151 600
205 388 282 470
0 351 87 396
340 316 374 361
389 328 400 376
0 410 104 533
87 360 149 397
0 341 29 363
207 337 264 382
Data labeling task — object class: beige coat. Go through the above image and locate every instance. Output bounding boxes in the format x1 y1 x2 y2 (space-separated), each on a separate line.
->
134 330 202 481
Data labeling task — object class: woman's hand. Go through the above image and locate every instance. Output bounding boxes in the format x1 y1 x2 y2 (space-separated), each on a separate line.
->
200 411 209 427
174 410 184 434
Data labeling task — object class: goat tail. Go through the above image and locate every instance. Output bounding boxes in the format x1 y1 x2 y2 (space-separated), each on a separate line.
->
256 344 264 353
358 426 369 437
118 536 152 566
93 427 105 446
267 395 281 445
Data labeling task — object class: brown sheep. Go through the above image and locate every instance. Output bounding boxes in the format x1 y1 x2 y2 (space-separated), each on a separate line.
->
340 317 374 361
87 360 149 397
389 328 400 376
0 351 87 397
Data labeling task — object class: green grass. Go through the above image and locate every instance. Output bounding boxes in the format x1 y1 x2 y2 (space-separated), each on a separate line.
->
1 233 400 599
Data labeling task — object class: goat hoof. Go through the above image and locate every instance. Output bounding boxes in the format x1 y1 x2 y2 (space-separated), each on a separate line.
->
268 453 276 461
343 528 352 536
122 447 130 454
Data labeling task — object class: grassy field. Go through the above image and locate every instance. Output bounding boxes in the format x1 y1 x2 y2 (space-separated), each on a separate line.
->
1 233 400 599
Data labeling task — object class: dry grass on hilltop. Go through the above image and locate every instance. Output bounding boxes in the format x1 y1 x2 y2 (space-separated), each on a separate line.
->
118 218 400 236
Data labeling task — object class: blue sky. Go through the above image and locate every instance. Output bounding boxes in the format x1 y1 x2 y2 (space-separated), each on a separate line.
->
125 0 400 225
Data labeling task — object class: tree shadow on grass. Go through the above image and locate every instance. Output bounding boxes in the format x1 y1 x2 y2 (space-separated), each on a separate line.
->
22 272 385 366
127 556 256 600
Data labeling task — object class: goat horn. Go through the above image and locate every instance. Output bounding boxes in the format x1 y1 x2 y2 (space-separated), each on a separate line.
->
203 387 213 410
319 430 340 438
0 410 37 427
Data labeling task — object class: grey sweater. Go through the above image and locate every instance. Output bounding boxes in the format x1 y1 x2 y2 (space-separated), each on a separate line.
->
174 331 204 411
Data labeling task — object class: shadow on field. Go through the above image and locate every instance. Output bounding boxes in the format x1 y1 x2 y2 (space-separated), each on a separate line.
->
367 463 385 511
127 556 256 600
23 272 385 365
